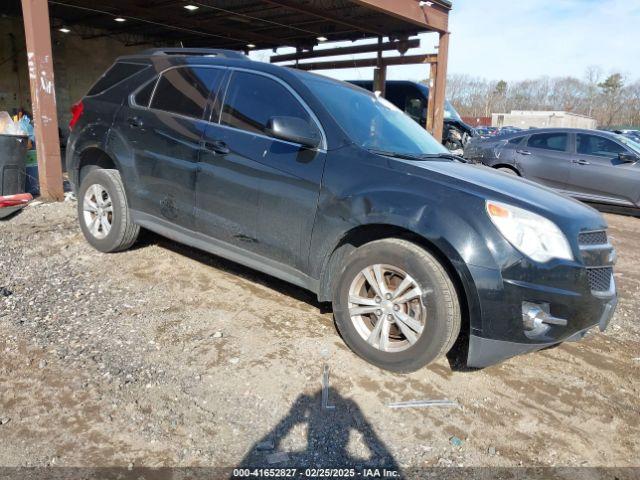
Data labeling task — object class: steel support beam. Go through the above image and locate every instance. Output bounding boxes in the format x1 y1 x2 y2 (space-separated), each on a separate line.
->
348 0 450 33
21 0 64 201
431 31 449 142
271 38 420 63
287 53 437 71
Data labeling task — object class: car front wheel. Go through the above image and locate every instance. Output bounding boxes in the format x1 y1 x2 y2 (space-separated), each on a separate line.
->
332 239 461 372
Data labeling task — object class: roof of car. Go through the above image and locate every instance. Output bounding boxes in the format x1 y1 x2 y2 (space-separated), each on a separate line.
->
498 128 616 138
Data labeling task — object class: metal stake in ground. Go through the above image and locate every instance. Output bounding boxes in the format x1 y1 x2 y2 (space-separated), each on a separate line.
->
321 364 335 410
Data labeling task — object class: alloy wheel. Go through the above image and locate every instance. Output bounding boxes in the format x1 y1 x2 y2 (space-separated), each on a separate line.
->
82 183 113 240
348 264 428 352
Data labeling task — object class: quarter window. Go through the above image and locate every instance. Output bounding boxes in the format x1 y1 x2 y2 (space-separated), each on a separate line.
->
134 80 156 107
150 67 223 120
577 134 626 156
527 133 568 152
221 71 312 138
88 62 148 96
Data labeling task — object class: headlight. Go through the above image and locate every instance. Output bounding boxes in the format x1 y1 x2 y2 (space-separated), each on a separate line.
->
486 201 574 263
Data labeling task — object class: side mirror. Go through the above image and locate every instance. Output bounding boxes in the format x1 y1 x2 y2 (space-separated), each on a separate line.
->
618 152 639 164
265 116 321 149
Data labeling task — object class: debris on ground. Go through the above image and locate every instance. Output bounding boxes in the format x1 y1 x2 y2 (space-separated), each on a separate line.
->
321 364 335 410
450 436 464 447
256 440 275 451
266 452 290 464
388 399 459 409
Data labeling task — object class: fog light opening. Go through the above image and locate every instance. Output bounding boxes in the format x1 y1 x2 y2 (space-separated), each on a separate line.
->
522 302 567 339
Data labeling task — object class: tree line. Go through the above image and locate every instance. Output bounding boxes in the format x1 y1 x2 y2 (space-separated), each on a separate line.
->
442 67 640 128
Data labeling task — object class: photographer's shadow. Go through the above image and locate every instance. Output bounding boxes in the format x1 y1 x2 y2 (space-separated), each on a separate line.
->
236 387 399 470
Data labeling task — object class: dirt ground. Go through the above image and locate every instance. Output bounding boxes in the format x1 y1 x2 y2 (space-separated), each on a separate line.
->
1 199 639 475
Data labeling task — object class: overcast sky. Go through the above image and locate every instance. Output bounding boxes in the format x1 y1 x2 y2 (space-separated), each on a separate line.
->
251 0 640 83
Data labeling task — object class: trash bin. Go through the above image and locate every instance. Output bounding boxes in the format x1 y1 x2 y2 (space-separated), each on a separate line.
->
25 149 39 196
0 133 28 196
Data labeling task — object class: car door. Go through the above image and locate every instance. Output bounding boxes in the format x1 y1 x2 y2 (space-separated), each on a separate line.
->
119 65 223 230
515 132 571 190
196 69 327 272
567 133 640 207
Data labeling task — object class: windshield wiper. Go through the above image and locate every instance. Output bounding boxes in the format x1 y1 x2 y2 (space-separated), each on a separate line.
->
368 148 468 163
367 148 424 161
419 152 468 163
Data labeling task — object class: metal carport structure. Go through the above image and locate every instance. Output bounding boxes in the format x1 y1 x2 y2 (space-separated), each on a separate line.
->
16 0 452 200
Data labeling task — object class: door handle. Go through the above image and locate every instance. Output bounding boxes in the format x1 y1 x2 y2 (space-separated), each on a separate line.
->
202 140 230 155
572 159 591 165
127 116 143 128
517 150 532 156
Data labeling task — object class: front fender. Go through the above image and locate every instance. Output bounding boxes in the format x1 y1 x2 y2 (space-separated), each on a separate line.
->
310 184 521 334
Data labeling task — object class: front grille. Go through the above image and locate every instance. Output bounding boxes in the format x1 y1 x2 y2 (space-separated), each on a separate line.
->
579 231 608 246
587 267 613 292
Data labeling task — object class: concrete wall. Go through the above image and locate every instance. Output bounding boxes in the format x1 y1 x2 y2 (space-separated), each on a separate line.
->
492 111 598 130
0 16 152 130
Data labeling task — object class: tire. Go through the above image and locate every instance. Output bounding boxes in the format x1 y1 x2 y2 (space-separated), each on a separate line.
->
77 168 139 253
332 239 461 373
497 166 518 176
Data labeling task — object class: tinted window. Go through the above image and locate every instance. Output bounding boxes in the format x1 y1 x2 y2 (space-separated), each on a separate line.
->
134 80 156 107
221 72 311 136
404 96 425 123
508 136 524 145
150 67 223 119
577 134 626 156
527 133 568 152
88 62 148 96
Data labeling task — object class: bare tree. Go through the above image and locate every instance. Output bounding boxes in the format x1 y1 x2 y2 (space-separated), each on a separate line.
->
443 69 639 128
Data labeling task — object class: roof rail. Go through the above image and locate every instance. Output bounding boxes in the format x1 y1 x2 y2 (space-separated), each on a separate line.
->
140 48 248 60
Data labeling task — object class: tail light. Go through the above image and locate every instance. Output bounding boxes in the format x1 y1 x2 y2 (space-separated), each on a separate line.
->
69 101 84 130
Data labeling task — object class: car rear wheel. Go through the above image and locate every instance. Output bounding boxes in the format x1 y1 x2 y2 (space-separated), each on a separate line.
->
77 168 139 253
332 239 461 372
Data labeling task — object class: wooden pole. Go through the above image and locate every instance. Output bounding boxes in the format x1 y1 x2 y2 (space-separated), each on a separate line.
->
426 62 437 134
432 31 450 143
373 37 387 97
21 0 64 201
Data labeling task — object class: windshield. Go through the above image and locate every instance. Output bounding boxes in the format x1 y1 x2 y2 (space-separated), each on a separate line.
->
617 134 640 155
305 76 448 156
444 100 462 121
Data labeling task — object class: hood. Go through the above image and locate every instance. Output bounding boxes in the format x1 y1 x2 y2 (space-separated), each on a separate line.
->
394 159 607 231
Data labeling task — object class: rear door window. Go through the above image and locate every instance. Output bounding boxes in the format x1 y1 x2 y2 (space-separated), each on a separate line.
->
88 62 148 96
221 71 312 137
527 133 568 152
508 136 525 145
577 134 626 156
150 67 224 120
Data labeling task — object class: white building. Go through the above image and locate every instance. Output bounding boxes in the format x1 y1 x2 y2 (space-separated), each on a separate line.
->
492 111 598 130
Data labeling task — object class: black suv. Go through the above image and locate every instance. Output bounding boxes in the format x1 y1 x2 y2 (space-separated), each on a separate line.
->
66 49 617 371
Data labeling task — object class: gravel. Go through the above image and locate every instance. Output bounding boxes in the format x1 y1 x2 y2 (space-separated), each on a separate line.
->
0 199 638 470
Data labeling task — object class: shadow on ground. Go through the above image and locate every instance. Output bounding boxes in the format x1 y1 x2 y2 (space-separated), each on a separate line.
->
134 229 331 311
236 387 399 470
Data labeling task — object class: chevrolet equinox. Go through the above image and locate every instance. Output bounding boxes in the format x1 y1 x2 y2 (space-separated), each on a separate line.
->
66 49 618 371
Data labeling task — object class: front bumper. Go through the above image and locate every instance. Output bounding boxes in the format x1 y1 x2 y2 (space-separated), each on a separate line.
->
465 239 617 368
467 294 617 368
